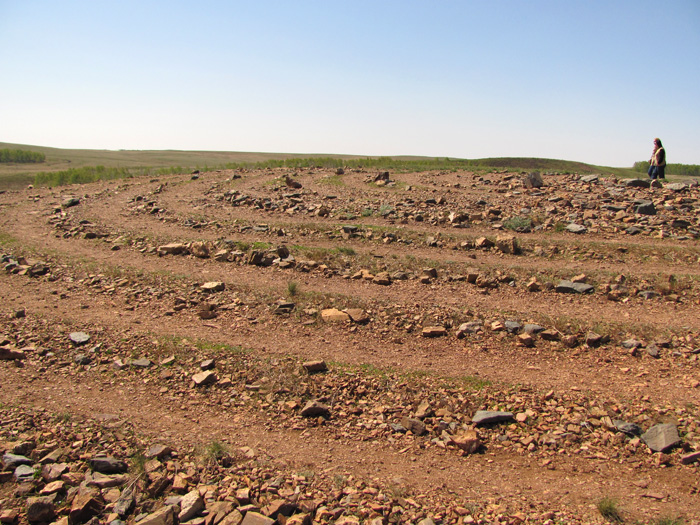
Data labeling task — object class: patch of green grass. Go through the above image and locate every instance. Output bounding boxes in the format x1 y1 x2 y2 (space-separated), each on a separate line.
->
233 240 250 252
287 281 298 297
378 204 394 216
650 518 684 525
194 340 248 355
333 246 356 256
319 174 345 186
361 208 373 217
0 230 19 246
0 172 36 190
502 216 533 232
251 241 272 251
292 245 331 260
402 369 431 380
597 496 623 523
457 375 492 390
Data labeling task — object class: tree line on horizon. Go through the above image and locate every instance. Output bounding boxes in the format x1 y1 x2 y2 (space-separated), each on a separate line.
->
633 160 700 177
0 148 46 164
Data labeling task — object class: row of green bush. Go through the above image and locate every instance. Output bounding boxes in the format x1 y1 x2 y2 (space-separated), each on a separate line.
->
31 156 663 188
220 156 486 172
633 160 700 177
0 148 45 163
30 157 517 187
33 165 185 187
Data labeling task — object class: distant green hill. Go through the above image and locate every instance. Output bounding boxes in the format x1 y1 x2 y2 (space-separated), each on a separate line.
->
0 141 641 190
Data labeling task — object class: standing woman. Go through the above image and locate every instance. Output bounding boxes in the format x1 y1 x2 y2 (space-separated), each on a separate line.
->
648 138 666 180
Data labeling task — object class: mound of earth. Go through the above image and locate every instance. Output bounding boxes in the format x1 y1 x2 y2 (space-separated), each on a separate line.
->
1 167 699 524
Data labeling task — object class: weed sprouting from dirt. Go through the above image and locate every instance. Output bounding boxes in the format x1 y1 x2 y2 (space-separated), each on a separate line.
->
651 518 684 525
597 496 623 523
287 280 298 297
202 440 229 466
130 450 147 479
502 216 533 232
332 474 348 488
296 468 316 480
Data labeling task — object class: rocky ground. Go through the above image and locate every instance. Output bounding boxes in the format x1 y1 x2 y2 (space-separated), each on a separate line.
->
0 167 699 524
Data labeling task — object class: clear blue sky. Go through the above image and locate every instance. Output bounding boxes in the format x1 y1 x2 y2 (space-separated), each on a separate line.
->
1 1 698 166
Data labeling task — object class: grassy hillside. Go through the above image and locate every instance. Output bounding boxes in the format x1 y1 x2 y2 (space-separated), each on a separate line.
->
0 141 640 190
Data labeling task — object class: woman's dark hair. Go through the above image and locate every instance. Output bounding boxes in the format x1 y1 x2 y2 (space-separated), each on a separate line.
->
654 138 663 147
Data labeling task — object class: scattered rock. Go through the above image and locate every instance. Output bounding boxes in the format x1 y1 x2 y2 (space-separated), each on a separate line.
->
190 242 210 258
522 172 543 189
89 455 128 474
136 505 175 525
240 512 274 525
201 281 225 293
565 223 587 234
69 332 91 345
613 420 643 436
0 346 26 360
471 411 514 426
646 343 660 358
131 358 152 368
452 429 481 453
302 360 327 374
555 280 594 294
192 371 218 387
300 400 330 418
344 308 370 324
69 488 104 524
2 453 32 470
585 332 604 347
200 359 216 371
635 201 656 215
26 496 56 523
401 417 427 436
14 464 36 482
320 308 350 322
197 303 217 320
62 197 81 208
178 489 205 522
158 243 188 256
421 326 447 337
680 451 700 465
626 178 650 188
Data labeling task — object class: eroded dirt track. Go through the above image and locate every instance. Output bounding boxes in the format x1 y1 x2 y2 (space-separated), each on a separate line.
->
1 168 699 524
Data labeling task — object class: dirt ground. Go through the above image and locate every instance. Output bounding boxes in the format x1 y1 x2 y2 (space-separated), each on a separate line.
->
0 167 699 524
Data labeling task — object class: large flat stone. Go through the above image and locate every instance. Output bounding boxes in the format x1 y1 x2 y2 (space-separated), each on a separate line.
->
321 308 350 322
240 512 274 525
556 280 594 294
3 453 32 470
136 505 175 525
471 410 514 426
89 455 128 474
642 423 681 453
